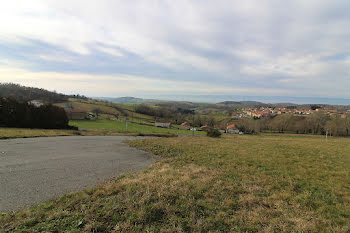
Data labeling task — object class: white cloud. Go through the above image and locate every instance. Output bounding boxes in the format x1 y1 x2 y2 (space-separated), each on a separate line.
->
0 0 350 97
38 55 73 63
95 46 123 57
0 66 296 97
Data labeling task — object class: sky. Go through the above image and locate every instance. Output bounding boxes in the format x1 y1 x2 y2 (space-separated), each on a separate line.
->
1 0 350 100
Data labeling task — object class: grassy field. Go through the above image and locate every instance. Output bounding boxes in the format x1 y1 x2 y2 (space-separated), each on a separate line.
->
1 134 349 232
0 127 80 139
0 127 178 139
69 119 205 135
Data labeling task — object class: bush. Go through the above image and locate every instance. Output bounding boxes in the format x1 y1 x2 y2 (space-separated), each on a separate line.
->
207 128 221 138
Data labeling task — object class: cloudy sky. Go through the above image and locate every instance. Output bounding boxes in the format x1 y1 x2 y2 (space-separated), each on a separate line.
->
1 0 350 99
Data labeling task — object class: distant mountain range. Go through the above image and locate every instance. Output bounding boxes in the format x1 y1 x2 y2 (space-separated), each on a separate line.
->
135 95 350 105
96 97 161 104
97 95 350 106
219 101 267 106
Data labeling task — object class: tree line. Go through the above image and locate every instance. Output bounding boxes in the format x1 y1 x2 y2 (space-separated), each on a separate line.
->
135 104 219 127
0 97 73 129
136 104 193 119
236 113 350 136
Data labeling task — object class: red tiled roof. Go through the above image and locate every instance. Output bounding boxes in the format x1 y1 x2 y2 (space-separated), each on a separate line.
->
227 124 236 129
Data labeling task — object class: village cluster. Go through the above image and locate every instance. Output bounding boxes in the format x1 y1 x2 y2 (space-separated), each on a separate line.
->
233 107 349 119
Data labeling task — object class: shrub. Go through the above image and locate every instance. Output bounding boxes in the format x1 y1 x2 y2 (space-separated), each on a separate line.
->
207 128 221 138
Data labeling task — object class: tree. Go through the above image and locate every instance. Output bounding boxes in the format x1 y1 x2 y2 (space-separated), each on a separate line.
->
193 115 204 127
307 112 327 134
207 128 221 138
236 118 260 134
325 119 338 136
273 114 293 133
207 116 216 127
92 108 102 119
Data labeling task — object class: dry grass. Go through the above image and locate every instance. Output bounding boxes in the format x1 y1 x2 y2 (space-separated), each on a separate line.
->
1 134 349 232
0 127 176 140
0 127 80 139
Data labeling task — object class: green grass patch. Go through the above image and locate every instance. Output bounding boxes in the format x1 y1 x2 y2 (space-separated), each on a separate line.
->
69 119 205 135
1 134 349 232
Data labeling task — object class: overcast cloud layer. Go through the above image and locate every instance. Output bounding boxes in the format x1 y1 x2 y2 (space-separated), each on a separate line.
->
1 0 350 98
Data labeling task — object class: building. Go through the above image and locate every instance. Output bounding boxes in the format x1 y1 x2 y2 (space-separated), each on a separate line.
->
28 100 44 107
179 122 191 130
65 109 88 120
155 121 172 128
200 125 211 132
226 123 240 134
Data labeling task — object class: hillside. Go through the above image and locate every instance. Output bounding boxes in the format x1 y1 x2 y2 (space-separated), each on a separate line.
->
97 96 159 104
0 83 85 103
56 98 154 122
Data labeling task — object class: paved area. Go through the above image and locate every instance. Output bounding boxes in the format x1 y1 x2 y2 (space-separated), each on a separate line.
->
0 136 157 212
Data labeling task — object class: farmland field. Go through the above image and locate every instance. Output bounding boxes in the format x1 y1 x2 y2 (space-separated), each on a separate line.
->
1 134 349 232
69 119 205 135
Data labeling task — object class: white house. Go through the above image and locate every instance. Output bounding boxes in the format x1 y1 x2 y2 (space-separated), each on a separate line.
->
155 121 172 128
28 100 44 107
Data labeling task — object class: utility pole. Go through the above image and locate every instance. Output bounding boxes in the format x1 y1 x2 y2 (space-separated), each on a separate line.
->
125 116 128 132
192 112 195 136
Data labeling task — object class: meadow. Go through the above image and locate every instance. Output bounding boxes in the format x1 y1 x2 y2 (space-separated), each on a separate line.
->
69 119 205 135
1 134 349 232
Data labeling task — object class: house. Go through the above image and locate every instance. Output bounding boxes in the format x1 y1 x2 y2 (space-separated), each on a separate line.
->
65 109 88 120
28 100 44 107
179 122 191 130
200 125 211 132
232 113 244 119
155 121 172 128
226 123 240 134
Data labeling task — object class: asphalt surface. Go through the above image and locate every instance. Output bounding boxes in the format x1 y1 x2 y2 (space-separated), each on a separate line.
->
0 136 157 212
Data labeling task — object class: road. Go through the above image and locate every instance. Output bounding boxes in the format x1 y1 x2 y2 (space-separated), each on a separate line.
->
0 136 157 212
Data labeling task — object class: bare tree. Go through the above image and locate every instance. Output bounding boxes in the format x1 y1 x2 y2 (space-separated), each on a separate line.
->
92 108 102 119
